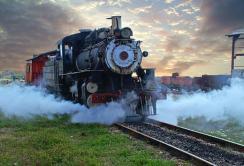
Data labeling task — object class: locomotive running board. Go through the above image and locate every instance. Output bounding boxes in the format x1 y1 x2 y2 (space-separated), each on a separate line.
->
59 70 104 76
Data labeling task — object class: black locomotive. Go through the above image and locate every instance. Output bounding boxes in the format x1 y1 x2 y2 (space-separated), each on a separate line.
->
26 16 159 120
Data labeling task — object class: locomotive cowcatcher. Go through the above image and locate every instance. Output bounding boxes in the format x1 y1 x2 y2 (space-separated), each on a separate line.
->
25 16 160 120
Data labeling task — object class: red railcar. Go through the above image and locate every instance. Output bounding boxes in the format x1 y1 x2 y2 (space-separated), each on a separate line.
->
25 51 56 84
161 76 193 86
161 76 171 85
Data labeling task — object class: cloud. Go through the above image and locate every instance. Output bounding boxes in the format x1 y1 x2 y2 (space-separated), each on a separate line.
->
100 0 131 7
156 55 206 73
0 0 86 71
128 5 152 15
159 55 174 66
164 0 175 4
200 0 244 35
165 35 182 52
165 60 205 73
181 0 243 70
72 0 131 7
181 8 194 15
146 55 206 75
164 7 179 16
0 0 238 76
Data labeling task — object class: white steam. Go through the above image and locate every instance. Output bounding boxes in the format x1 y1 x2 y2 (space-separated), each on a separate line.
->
70 81 78 94
153 78 244 126
0 83 125 125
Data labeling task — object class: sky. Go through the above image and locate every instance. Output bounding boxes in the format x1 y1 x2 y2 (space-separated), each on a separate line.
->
0 0 244 76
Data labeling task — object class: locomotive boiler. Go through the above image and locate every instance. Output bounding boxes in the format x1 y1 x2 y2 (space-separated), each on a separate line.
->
26 16 160 120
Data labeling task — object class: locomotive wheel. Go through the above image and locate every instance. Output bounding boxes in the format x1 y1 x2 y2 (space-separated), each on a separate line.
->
87 94 93 107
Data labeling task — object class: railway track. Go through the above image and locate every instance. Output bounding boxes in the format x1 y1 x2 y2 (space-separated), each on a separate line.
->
115 119 244 166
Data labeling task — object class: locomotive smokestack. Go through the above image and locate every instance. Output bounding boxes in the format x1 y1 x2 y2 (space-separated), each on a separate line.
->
107 16 122 34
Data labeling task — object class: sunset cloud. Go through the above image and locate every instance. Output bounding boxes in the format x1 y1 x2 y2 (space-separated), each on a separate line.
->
0 0 242 76
200 0 244 35
0 0 87 71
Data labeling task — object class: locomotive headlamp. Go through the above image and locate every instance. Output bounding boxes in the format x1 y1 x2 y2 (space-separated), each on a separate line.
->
86 82 98 93
121 27 133 38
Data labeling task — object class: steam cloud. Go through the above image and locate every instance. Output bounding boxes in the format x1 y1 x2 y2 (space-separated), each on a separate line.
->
154 78 244 126
3 78 243 126
0 84 125 125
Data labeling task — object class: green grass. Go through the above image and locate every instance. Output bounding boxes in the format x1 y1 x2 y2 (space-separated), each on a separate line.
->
0 113 176 166
178 116 244 145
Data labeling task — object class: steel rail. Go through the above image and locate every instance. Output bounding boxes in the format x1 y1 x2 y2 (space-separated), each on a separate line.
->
145 118 244 152
115 123 215 166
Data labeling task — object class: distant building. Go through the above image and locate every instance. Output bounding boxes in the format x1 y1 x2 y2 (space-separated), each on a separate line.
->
0 70 24 85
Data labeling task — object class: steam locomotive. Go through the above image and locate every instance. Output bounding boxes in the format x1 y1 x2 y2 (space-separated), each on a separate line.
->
26 16 160 120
